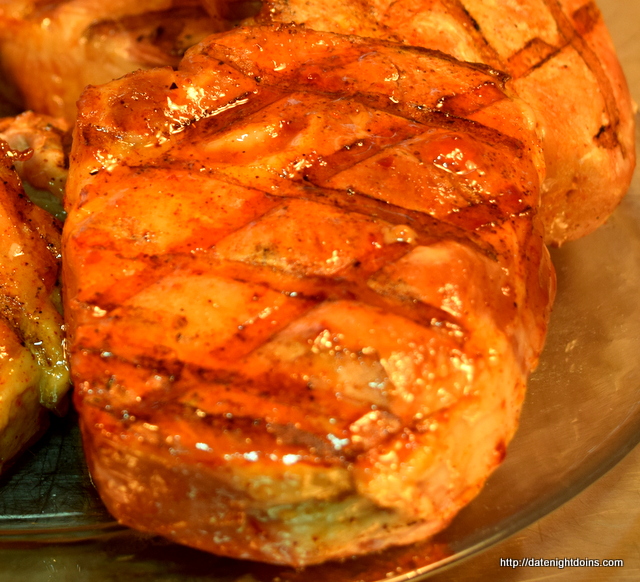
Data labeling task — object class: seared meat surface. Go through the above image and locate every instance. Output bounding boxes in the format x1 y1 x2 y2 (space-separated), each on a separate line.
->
65 25 555 565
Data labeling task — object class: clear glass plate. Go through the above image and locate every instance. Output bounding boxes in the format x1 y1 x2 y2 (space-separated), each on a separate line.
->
0 1 638 579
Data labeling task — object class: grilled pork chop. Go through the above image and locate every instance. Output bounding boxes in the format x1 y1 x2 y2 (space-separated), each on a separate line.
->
0 0 228 123
64 25 555 565
0 121 69 472
249 0 636 245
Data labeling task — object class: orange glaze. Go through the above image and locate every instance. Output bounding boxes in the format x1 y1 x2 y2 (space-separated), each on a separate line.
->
64 25 556 565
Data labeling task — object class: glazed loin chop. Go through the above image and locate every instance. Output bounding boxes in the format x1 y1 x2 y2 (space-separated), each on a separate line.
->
65 26 555 564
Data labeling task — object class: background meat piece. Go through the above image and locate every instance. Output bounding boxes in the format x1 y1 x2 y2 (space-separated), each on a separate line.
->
0 0 229 123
